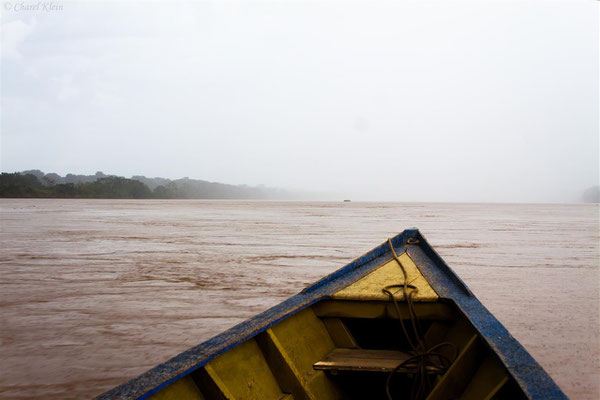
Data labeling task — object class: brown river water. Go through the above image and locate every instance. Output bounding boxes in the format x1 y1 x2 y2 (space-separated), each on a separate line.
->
0 199 598 399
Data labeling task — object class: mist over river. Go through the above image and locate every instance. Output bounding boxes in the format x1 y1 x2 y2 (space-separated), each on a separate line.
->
0 199 598 399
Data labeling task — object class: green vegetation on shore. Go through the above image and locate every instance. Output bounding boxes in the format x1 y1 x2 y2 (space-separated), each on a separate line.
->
0 170 289 199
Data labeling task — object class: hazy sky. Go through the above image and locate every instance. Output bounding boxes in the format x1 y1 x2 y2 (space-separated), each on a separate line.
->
1 0 598 202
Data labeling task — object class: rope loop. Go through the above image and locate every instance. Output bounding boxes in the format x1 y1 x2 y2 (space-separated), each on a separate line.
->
384 238 458 400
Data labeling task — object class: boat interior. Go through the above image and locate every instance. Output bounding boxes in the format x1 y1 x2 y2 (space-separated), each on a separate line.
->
150 298 528 400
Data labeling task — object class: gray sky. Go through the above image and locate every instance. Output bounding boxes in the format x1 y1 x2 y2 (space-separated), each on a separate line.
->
1 0 598 202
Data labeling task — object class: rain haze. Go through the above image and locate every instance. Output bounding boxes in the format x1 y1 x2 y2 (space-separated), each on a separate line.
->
1 3 600 399
1 0 598 202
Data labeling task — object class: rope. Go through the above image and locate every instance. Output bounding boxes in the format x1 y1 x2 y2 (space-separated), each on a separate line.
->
383 238 458 400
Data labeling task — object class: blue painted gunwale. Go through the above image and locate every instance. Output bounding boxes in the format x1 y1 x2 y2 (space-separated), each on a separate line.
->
97 229 566 400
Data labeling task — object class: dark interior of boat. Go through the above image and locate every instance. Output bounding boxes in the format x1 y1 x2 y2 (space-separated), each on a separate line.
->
151 298 528 400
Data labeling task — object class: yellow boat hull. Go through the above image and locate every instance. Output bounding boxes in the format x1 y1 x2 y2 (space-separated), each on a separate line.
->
99 230 566 400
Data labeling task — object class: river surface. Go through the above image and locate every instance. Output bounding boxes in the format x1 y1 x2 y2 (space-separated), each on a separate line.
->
0 199 598 399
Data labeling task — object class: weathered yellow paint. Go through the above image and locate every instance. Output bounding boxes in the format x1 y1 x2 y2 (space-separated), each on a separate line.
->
461 356 509 400
321 318 358 348
312 300 456 320
258 328 309 399
333 252 439 301
204 339 286 400
426 335 481 400
202 364 236 399
263 308 343 399
270 308 335 376
149 376 205 400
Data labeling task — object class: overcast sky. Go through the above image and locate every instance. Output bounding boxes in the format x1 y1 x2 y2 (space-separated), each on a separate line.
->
1 0 598 202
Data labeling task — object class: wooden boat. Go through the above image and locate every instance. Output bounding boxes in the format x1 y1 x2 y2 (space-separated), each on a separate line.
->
99 229 566 400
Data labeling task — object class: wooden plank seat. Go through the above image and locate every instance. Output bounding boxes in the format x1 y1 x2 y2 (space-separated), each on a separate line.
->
313 348 443 374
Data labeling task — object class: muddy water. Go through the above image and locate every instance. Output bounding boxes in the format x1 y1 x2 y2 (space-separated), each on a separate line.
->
0 199 598 399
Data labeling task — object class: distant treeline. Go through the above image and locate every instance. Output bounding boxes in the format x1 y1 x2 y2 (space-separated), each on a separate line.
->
582 185 600 203
0 170 290 199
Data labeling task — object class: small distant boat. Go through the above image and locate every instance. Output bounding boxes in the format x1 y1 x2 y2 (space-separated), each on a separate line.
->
343 200 351 202
99 229 566 400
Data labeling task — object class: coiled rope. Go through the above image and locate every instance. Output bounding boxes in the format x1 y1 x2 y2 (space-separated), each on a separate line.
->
383 238 458 400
